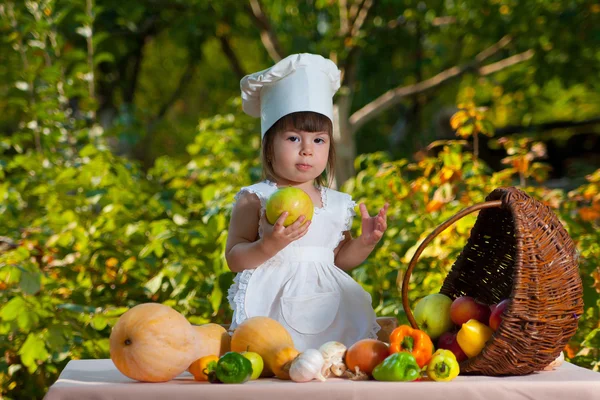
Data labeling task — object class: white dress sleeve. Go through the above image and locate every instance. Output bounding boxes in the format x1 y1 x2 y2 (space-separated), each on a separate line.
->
233 184 270 238
234 186 267 208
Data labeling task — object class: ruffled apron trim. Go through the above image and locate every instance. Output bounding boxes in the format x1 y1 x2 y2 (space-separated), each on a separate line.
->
227 269 253 326
366 320 382 340
228 186 268 326
334 198 356 249
227 252 285 326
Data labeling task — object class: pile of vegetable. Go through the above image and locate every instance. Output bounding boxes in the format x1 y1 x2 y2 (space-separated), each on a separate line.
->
410 293 513 362
109 300 563 384
344 325 459 382
203 316 461 383
109 304 464 384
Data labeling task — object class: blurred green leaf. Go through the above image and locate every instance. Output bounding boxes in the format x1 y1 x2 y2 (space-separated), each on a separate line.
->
57 304 97 313
144 272 164 295
91 315 107 331
19 333 49 373
0 297 26 321
19 269 41 295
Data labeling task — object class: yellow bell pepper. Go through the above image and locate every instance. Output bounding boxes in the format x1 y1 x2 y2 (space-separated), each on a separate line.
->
456 319 493 358
427 349 460 382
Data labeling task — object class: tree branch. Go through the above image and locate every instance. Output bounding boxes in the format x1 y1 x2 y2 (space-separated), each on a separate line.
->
495 117 600 136
348 0 364 22
123 16 159 104
479 49 534 75
247 0 284 62
219 35 246 80
474 35 512 62
339 0 349 36
140 61 195 165
350 0 375 37
86 0 96 119
124 39 145 104
386 15 456 30
340 0 376 80
153 62 195 122
348 36 522 133
341 45 361 87
432 16 456 26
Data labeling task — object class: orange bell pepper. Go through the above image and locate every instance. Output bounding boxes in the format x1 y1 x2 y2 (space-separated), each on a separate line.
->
189 355 219 381
389 325 434 368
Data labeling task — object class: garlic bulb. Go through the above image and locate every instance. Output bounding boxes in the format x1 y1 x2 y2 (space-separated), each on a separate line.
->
289 349 326 383
318 341 347 378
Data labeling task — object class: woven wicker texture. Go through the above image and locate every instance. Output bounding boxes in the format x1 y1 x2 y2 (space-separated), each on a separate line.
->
402 187 584 376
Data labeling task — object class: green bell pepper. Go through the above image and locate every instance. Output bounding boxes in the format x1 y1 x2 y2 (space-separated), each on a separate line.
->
212 352 253 384
372 352 421 382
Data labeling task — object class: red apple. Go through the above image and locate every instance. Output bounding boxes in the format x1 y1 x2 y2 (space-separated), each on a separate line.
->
489 299 510 331
437 331 468 362
450 296 491 326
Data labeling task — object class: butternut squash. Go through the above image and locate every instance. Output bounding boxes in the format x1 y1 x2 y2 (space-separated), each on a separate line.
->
230 316 299 379
192 323 231 358
109 303 198 382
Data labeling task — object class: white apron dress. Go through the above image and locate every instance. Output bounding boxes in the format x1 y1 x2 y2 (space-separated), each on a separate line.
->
227 180 380 351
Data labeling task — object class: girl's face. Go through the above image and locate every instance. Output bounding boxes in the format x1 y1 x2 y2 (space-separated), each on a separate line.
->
271 129 330 185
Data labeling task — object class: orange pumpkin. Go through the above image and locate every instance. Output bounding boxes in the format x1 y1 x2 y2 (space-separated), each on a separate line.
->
191 323 231 359
109 303 198 382
230 316 299 379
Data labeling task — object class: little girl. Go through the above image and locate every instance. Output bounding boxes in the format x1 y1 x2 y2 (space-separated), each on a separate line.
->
226 53 388 351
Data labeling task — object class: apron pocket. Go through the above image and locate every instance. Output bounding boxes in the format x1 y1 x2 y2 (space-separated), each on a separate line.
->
281 292 340 335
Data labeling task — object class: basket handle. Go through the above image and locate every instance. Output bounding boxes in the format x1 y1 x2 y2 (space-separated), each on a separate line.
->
400 200 503 330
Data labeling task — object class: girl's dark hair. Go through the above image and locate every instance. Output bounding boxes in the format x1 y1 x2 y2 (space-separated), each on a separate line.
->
261 111 336 187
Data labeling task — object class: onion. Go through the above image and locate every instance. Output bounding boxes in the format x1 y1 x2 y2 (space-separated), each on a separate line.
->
345 339 389 376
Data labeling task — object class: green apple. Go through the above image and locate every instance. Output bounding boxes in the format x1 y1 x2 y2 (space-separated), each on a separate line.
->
242 351 264 380
413 293 454 340
266 187 313 227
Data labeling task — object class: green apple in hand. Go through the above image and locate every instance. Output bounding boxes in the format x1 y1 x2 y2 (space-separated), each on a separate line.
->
413 293 454 340
242 351 264 380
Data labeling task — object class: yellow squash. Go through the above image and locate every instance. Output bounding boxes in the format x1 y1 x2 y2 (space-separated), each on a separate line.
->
230 316 299 379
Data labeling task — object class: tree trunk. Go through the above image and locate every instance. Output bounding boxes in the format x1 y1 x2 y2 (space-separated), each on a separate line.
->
333 92 355 188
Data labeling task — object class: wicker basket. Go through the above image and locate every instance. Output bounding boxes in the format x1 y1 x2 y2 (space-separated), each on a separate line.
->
400 187 584 376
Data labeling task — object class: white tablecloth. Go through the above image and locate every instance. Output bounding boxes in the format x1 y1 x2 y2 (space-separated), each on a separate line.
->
44 359 600 400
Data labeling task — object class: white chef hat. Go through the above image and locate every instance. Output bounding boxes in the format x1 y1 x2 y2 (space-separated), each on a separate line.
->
240 53 341 138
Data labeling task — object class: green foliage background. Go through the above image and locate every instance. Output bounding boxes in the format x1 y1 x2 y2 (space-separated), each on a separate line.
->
1 1 599 398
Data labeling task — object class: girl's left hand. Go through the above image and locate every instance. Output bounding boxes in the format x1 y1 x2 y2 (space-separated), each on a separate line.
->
358 203 389 247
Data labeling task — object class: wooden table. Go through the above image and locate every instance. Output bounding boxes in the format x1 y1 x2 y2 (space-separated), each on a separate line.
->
44 359 600 400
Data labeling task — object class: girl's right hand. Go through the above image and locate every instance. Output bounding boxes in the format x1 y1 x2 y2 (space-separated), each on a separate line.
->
259 211 311 256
